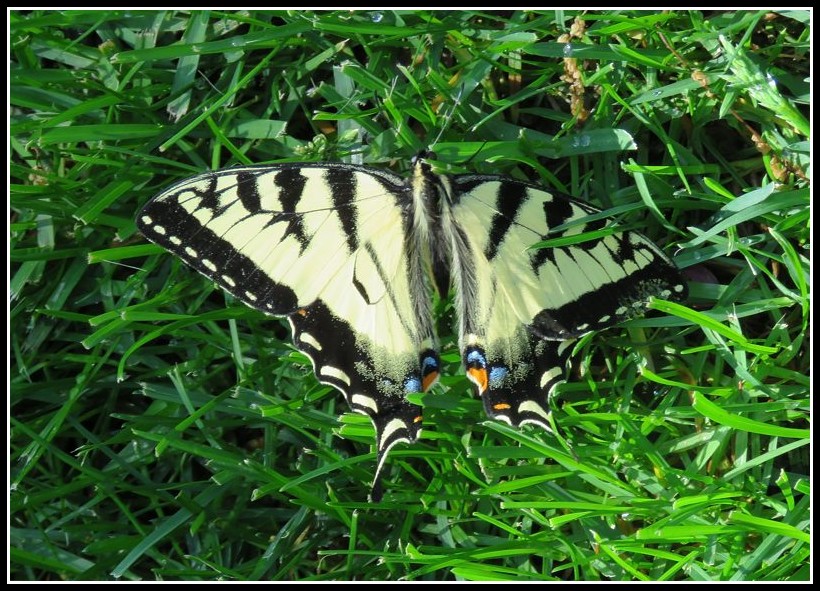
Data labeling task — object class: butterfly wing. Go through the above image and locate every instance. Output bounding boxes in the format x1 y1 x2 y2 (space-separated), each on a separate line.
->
137 163 440 499
447 174 687 427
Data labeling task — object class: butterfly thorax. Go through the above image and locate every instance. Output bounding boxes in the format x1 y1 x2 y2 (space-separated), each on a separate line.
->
408 159 456 300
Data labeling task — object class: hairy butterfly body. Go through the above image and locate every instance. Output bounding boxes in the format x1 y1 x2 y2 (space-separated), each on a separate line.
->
137 157 686 500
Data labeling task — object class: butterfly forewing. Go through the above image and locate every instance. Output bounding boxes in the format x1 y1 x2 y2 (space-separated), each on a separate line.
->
450 174 686 339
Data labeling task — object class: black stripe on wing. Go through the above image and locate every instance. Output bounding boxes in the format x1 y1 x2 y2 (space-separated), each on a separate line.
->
530 249 686 340
137 193 300 314
484 182 528 261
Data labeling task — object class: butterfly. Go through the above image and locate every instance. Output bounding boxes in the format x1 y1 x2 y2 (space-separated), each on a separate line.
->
137 156 686 500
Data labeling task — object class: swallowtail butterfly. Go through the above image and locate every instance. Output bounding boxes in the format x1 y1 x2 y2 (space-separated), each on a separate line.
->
137 157 687 500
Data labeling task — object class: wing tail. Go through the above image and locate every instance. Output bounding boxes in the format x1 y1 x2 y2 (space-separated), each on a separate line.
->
290 302 439 500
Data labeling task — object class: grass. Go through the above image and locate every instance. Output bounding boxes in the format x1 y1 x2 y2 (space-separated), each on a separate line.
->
9 9 810 581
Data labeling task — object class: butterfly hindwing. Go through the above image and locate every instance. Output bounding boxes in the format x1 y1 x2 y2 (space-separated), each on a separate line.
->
289 301 439 501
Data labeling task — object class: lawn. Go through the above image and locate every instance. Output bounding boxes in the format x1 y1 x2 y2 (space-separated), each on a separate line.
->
9 9 810 581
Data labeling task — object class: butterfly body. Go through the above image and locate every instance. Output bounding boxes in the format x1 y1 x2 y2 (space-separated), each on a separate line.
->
138 158 686 499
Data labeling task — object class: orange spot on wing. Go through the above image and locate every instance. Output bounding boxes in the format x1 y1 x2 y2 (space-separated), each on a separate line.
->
467 367 488 394
493 402 512 411
413 414 423 424
422 370 440 392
